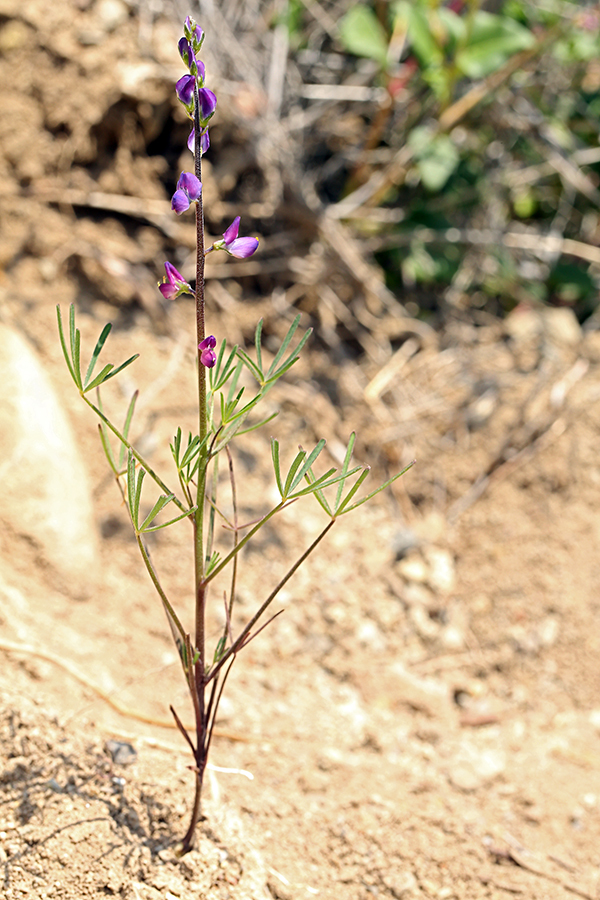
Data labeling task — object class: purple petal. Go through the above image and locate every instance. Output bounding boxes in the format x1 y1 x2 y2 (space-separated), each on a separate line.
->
227 236 259 259
164 261 185 283
187 127 211 157
198 88 217 122
178 37 192 66
200 347 217 367
199 335 216 350
171 190 191 215
177 172 202 200
176 74 195 106
222 217 241 245
159 282 178 300
196 58 206 84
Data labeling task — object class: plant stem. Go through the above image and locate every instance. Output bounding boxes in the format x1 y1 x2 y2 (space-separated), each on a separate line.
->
178 767 205 856
186 80 209 854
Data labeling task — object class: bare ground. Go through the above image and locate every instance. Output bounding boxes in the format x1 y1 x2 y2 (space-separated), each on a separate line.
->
1 2 600 898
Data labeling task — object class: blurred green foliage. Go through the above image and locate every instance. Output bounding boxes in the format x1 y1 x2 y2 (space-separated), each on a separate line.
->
315 0 600 323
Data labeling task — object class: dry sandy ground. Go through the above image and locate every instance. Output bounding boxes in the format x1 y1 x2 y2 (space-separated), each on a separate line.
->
2 2 600 898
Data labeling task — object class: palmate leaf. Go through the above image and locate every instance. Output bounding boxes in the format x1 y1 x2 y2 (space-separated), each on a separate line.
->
304 433 415 517
336 460 415 516
57 304 139 394
238 315 312 388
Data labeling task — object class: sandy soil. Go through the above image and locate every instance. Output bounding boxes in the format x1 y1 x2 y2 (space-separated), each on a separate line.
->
1 2 600 898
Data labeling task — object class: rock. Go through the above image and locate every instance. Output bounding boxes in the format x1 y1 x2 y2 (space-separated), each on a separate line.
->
0 323 99 597
542 307 581 347
397 554 428 584
448 741 506 791
425 547 455 594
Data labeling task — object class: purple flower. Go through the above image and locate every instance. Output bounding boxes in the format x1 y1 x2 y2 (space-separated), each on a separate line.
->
215 217 259 259
199 335 217 368
176 74 195 106
158 261 193 300
198 88 217 124
171 172 202 215
178 37 197 73
187 127 210 156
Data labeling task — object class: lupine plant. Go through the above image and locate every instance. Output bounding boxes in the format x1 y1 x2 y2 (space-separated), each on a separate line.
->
57 16 412 855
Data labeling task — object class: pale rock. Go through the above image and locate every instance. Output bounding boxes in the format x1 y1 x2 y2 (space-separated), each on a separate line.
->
409 603 440 641
449 741 506 791
425 547 455 594
0 323 99 597
440 624 464 650
542 306 581 347
96 0 129 31
397 554 428 583
504 306 541 342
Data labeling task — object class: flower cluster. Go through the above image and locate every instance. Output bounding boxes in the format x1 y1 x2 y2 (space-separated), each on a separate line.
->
158 18 260 368
176 16 216 158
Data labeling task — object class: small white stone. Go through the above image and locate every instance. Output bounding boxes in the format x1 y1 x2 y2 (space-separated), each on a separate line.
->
425 547 455 594
397 555 428 583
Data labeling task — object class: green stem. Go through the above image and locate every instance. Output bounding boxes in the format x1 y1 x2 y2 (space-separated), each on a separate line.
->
135 533 187 656
193 80 207 678
204 499 294 585
83 395 187 514
209 519 336 681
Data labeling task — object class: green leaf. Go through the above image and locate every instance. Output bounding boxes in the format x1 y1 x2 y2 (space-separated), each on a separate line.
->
236 348 262 382
180 434 201 469
283 449 306 497
209 342 239 392
84 322 112 388
336 432 356 512
126 451 136 525
337 460 415 515
236 410 279 436
98 422 117 474
254 318 264 376
266 317 312 382
288 439 326 494
69 304 83 390
303 467 332 516
339 5 389 69
271 439 283 496
408 127 460 192
456 11 535 78
82 354 139 393
139 492 176 532
403 2 444 68
205 550 222 577
83 363 114 393
56 305 78 387
133 466 146 527
119 391 138 468
334 467 371 515
141 505 194 533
